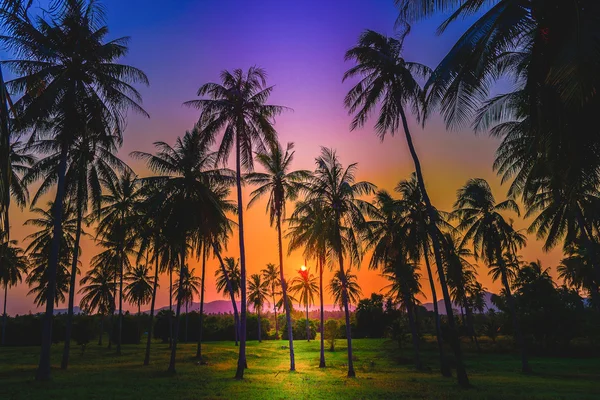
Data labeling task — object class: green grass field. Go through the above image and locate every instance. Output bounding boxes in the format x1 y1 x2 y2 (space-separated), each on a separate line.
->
1 338 599 399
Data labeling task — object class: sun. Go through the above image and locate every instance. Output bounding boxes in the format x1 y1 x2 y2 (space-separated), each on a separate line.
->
300 265 307 272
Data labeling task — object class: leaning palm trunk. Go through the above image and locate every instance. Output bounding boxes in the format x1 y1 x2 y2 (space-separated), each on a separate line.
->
398 107 469 387
277 214 295 371
116 243 124 356
36 146 69 381
319 256 325 368
234 135 248 380
213 244 241 346
196 245 207 359
422 243 451 377
61 194 84 369
2 283 8 346
144 249 160 366
496 246 530 373
338 252 355 377
167 247 187 373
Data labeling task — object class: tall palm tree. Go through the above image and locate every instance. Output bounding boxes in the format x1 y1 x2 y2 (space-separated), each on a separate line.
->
289 267 319 342
328 269 362 310
215 256 241 346
173 266 201 343
78 265 115 346
287 199 330 367
132 127 231 373
1 0 148 380
124 265 154 315
185 67 287 379
261 263 280 339
0 239 28 345
381 258 424 370
305 147 375 377
344 29 469 386
453 178 531 372
558 242 599 307
248 273 269 342
246 140 311 368
96 172 142 356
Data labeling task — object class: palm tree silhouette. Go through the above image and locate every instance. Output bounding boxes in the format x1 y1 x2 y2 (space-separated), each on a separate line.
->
78 265 115 346
248 273 269 342
173 266 201 343
0 239 28 345
215 256 241 346
344 29 469 386
261 263 281 339
124 265 154 316
289 267 319 341
328 269 362 311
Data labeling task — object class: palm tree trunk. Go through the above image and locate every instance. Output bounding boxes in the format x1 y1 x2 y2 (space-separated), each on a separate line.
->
422 242 451 377
185 303 188 343
213 244 241 346
117 243 124 356
257 310 262 343
305 303 310 342
144 248 160 366
168 246 186 373
109 271 117 350
61 196 84 370
398 107 469 387
276 214 295 371
196 244 207 359
98 315 104 346
0 65 11 246
36 145 68 381
2 283 7 346
404 290 423 370
465 306 480 352
496 246 531 373
168 267 173 349
319 256 325 368
337 253 355 378
273 285 279 339
234 135 247 380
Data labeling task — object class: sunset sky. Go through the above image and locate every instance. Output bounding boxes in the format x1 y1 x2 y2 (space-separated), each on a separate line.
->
5 0 562 315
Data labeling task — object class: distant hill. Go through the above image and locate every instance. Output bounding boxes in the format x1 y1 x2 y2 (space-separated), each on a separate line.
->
53 306 81 315
422 291 498 314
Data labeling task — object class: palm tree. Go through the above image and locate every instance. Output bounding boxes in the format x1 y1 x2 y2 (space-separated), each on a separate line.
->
328 269 362 310
78 265 115 346
248 273 269 342
558 242 599 307
305 148 375 377
1 0 148 380
132 127 231 373
289 267 319 342
0 239 28 345
287 199 330 367
246 140 311 368
185 67 287 379
0 139 32 240
381 258 424 370
215 256 241 346
96 172 142 356
344 29 469 386
124 265 154 315
173 266 201 343
453 178 531 373
261 263 280 339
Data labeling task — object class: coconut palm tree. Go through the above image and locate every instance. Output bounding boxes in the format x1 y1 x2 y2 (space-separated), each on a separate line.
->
344 29 469 386
248 273 269 342
1 0 148 379
328 269 362 311
558 242 599 307
215 256 241 346
453 178 531 372
381 258 424 370
173 266 201 343
95 172 142 356
261 263 280 339
0 239 28 345
132 127 231 373
289 267 319 342
305 147 375 377
246 140 311 368
0 140 32 240
78 265 115 346
185 67 287 379
287 199 330 367
124 265 154 315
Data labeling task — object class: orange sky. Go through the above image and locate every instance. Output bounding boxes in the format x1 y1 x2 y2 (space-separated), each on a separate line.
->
3 0 564 315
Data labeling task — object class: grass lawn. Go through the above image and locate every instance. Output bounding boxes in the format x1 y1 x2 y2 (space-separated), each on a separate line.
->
1 338 599 399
